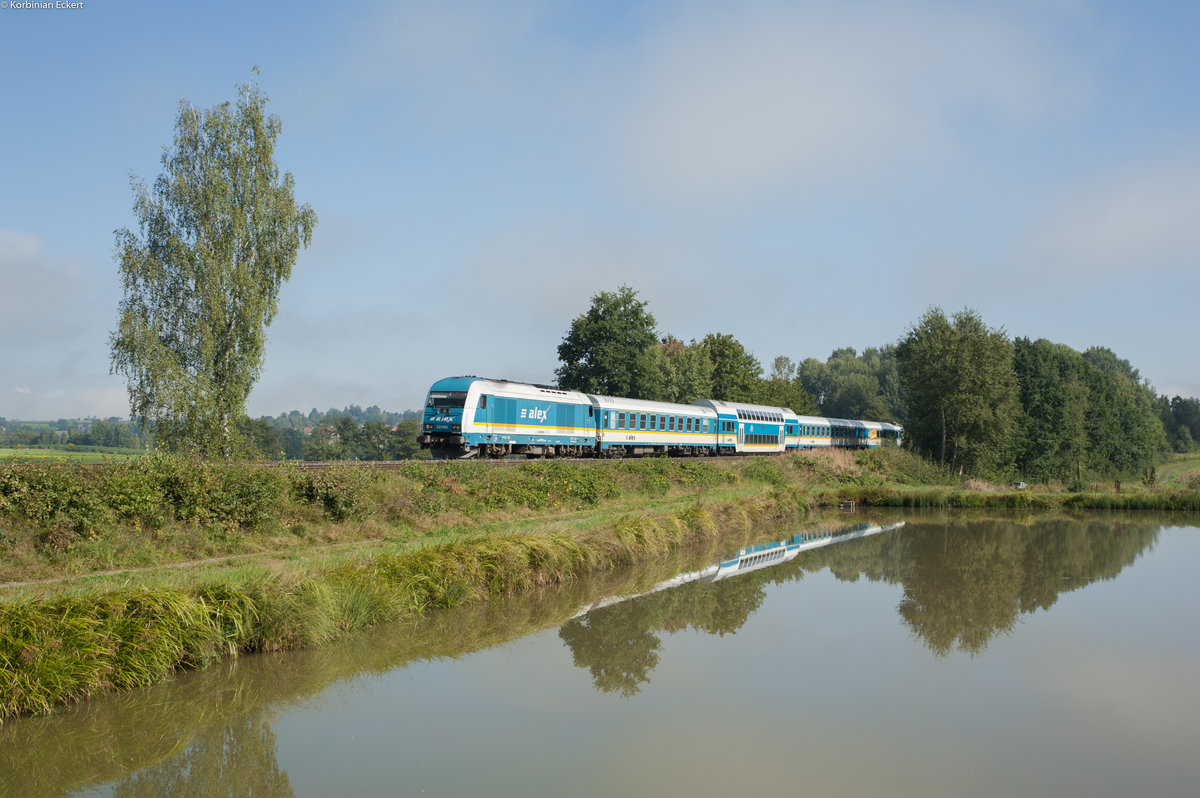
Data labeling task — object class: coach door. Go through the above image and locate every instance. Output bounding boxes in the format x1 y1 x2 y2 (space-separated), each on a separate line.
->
737 423 744 452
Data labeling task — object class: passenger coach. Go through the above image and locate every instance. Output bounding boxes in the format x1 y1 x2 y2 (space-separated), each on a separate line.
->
590 395 719 456
692 399 795 455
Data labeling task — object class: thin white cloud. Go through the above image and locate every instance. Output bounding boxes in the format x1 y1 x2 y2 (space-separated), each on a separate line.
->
1029 150 1200 273
325 0 579 128
611 0 1087 206
0 228 124 419
0 229 43 260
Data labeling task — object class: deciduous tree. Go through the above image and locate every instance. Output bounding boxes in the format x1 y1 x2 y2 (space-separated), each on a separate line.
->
699 333 762 403
110 74 317 458
895 307 1019 474
556 285 658 397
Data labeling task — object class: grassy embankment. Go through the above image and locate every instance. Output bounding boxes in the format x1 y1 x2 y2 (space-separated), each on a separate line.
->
1 448 1196 721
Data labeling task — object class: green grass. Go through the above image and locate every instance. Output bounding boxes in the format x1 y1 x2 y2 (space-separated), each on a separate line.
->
0 446 145 463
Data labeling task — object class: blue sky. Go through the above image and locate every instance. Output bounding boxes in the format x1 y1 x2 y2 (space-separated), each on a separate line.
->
2 0 1197 420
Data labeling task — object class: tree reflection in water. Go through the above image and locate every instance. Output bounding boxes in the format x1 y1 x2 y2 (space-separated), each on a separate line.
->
113 715 294 798
898 519 1159 656
560 574 767 695
560 517 1162 691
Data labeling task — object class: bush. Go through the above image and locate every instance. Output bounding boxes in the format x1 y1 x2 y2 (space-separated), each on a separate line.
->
743 458 787 486
291 465 375 521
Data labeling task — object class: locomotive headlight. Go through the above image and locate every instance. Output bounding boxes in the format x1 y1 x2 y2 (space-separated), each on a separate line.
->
424 424 432 430
452 424 461 431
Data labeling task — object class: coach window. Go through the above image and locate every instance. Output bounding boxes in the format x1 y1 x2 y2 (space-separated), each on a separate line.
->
668 416 674 431
650 415 657 431
480 395 487 409
640 414 647 430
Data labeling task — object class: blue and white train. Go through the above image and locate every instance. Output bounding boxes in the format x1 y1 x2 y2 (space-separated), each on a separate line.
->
419 376 902 459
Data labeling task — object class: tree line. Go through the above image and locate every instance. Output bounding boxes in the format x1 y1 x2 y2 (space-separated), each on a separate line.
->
556 288 1196 483
237 416 428 462
0 418 145 450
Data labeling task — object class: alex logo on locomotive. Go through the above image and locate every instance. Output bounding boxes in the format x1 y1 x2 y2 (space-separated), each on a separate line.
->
519 406 550 423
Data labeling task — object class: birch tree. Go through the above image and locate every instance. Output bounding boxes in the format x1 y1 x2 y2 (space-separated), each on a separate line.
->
110 75 316 458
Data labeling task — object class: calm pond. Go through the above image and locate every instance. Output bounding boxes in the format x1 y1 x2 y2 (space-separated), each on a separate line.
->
3 512 1198 797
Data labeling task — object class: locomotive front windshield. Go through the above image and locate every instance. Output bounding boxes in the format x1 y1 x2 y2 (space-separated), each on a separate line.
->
426 391 467 409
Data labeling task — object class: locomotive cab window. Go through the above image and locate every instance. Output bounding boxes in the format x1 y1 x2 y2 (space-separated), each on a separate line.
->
427 392 467 408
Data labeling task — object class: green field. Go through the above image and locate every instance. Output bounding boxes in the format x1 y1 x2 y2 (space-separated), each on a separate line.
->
1158 453 1200 490
0 446 144 463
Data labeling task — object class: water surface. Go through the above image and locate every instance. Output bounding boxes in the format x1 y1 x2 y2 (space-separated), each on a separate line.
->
3 513 1197 797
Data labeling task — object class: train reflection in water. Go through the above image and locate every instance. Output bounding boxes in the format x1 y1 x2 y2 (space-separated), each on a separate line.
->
572 520 905 618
